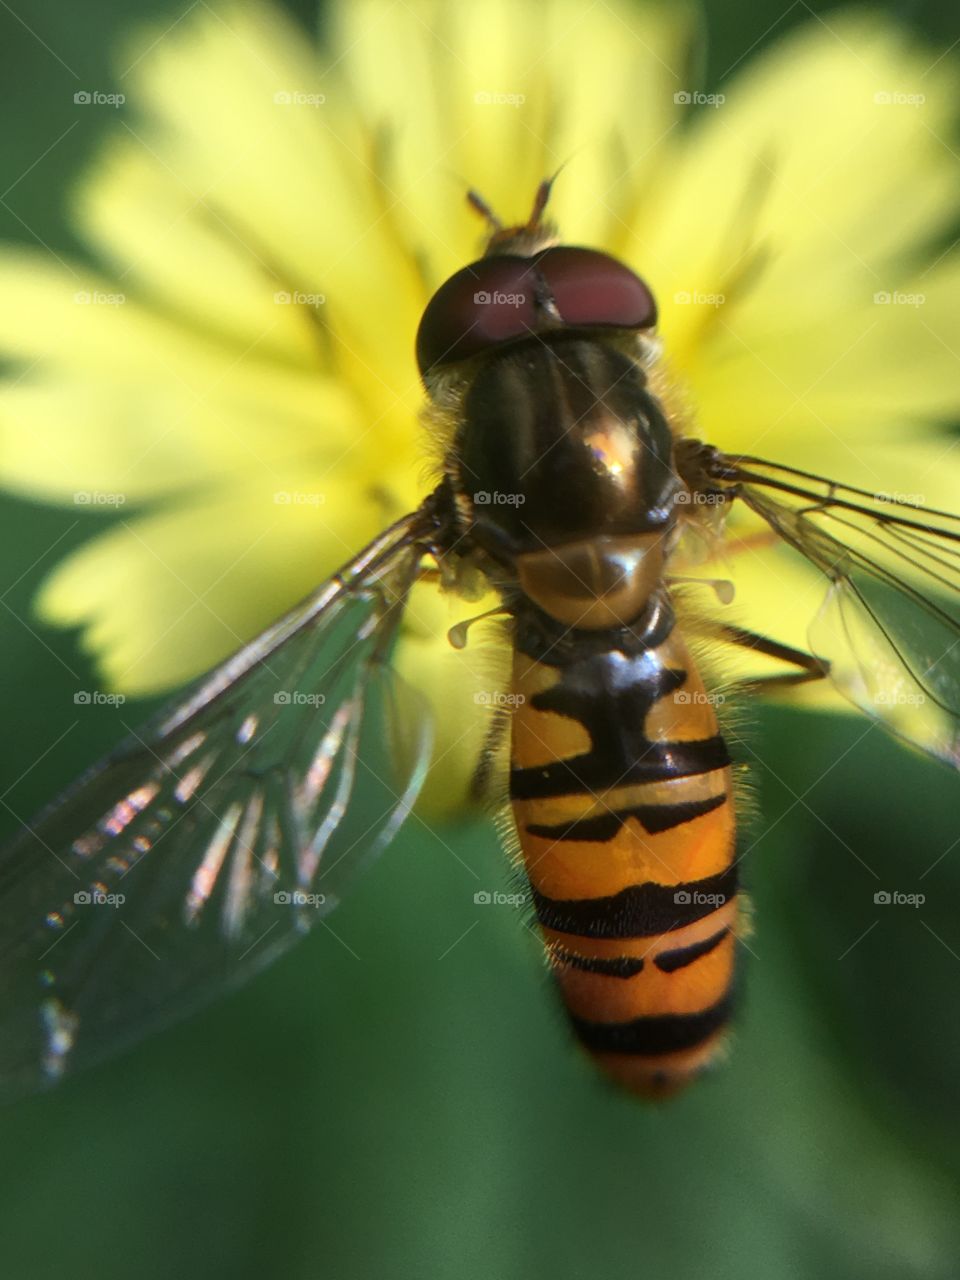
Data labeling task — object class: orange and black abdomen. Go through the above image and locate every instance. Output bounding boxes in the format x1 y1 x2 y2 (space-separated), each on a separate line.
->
509 597 738 1098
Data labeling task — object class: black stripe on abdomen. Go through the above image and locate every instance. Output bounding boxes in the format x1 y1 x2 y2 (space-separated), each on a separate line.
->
533 865 738 939
654 926 729 973
510 736 730 799
572 992 733 1055
526 792 726 842
510 603 732 802
553 949 646 978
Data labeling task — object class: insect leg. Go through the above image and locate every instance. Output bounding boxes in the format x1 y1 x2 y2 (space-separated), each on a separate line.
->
716 624 830 695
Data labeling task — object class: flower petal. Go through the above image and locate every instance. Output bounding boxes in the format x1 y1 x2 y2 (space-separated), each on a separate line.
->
632 14 960 456
118 1 427 432
73 140 324 364
0 249 367 503
334 0 691 281
36 472 392 694
394 579 511 819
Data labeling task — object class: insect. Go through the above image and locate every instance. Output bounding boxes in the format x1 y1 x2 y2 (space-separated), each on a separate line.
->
3 178 960 1101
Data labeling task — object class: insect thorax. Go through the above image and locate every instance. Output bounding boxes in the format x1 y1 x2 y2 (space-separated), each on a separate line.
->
443 334 681 629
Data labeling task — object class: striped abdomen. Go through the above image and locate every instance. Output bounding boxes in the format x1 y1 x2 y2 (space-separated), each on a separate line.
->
509 598 738 1098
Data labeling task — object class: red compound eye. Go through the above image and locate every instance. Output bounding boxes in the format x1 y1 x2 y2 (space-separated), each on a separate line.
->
535 246 657 335
415 247 656 376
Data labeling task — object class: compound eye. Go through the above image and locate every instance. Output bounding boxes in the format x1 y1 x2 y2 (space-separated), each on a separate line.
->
536 247 657 332
415 256 540 376
416 248 658 377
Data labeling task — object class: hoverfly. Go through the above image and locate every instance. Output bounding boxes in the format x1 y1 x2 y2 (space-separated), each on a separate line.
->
3 177 960 1101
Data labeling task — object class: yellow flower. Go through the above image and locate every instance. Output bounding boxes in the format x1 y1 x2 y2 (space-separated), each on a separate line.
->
1 1 959 815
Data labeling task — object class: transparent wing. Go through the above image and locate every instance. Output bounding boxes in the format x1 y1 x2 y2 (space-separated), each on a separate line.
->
703 448 960 765
0 510 435 1098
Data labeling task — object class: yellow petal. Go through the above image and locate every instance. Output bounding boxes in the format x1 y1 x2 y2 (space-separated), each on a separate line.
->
118 1 425 431
334 0 692 283
0 372 364 507
394 579 511 819
73 140 323 366
36 473 390 694
0 248 370 493
633 14 960 456
681 256 960 456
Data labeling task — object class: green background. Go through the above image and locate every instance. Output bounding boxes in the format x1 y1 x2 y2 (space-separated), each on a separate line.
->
1 2 960 1277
